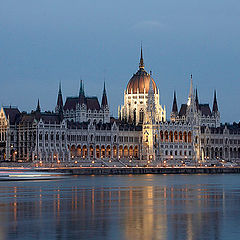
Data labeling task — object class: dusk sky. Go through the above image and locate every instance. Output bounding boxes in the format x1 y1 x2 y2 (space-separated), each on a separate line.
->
1 0 240 122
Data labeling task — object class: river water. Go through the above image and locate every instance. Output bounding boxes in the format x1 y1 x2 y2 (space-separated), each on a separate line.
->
0 174 240 240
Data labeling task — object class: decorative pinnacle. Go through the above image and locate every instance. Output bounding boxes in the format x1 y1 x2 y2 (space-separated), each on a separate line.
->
36 98 41 112
139 44 144 69
59 81 62 94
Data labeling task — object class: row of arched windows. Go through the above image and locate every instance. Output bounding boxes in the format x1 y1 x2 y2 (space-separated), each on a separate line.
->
70 145 139 159
159 131 192 143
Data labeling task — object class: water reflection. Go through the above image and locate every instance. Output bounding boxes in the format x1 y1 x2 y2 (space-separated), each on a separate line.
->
0 175 240 240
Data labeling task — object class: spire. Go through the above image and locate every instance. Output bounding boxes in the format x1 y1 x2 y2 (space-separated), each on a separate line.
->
195 88 199 109
145 77 155 123
56 82 63 113
139 44 144 69
172 91 178 113
79 80 85 104
187 74 193 106
79 80 85 97
212 90 218 112
36 99 41 112
59 81 62 94
101 81 108 108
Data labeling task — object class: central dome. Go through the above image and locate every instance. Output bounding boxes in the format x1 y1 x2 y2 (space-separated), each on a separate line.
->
127 68 157 94
126 47 157 94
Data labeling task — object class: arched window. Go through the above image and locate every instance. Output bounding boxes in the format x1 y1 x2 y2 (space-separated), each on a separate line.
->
133 109 136 124
164 131 168 142
160 131 163 142
174 131 178 142
179 132 182 142
139 110 144 123
45 133 48 141
188 132 192 143
183 132 187 143
169 131 173 142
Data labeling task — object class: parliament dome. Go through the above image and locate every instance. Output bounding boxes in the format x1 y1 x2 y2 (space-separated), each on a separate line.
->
126 47 157 94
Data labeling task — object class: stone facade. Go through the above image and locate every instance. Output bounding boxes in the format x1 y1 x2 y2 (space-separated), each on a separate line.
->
0 49 239 165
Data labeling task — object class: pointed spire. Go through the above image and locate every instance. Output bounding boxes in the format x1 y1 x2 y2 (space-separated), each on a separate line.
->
36 99 41 112
56 82 63 112
79 80 85 104
187 74 193 106
195 88 199 109
79 80 85 97
101 81 108 108
59 81 62 94
103 81 106 95
146 77 155 121
172 91 178 113
212 90 218 112
139 43 144 70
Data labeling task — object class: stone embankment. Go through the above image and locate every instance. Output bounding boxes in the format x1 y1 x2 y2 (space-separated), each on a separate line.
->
36 167 240 175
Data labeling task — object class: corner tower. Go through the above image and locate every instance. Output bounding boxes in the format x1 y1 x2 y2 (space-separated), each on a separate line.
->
118 46 166 124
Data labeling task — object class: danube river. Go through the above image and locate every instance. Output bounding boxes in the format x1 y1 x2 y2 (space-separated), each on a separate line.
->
0 174 240 240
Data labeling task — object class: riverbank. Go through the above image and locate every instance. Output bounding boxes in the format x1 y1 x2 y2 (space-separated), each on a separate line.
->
31 167 240 175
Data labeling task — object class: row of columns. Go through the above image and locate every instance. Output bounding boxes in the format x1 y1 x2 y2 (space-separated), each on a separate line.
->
70 145 139 160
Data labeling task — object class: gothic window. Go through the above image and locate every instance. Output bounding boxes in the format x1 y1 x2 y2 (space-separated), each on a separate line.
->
169 131 173 142
174 131 178 142
183 132 187 143
133 109 136 124
139 110 144 123
188 132 192 143
164 131 168 142
160 131 163 142
179 132 182 142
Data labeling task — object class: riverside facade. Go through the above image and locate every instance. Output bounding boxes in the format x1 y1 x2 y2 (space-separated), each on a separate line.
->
0 48 240 165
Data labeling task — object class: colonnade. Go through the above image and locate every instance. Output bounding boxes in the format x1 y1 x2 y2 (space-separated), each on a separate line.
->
159 131 192 143
203 146 240 160
69 144 139 160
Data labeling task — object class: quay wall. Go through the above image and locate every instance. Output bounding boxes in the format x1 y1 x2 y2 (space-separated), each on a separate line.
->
36 167 240 175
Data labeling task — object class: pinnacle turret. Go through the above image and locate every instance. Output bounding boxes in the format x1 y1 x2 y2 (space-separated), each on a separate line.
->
79 80 85 104
139 44 144 70
172 91 178 113
195 88 199 110
56 82 63 112
101 82 108 108
36 99 41 112
187 74 194 106
212 90 218 112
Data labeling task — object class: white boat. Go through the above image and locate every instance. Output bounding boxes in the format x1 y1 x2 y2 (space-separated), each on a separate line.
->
0 171 67 181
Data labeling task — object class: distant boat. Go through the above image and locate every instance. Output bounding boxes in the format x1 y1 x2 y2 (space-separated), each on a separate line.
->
0 171 67 181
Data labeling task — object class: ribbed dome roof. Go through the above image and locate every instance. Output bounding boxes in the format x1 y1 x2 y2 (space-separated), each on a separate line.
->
126 69 157 94
126 46 157 94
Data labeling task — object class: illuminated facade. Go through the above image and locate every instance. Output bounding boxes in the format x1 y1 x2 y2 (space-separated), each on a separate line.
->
0 48 239 164
118 47 166 125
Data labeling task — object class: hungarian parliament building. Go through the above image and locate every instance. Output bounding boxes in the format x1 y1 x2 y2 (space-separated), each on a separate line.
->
0 48 240 165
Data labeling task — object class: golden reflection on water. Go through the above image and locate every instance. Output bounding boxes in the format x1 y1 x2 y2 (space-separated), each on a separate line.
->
0 175 238 240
